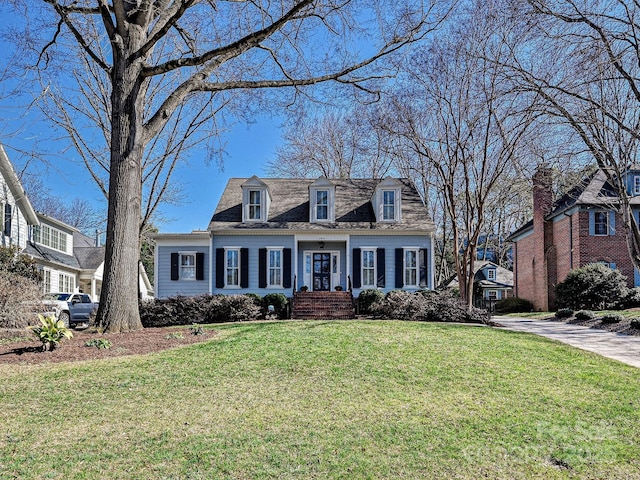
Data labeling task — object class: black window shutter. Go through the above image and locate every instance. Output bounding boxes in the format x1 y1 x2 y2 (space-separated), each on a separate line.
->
240 248 249 288
352 248 361 288
196 252 205 281
170 252 179 281
395 248 404 288
283 248 292 288
419 248 428 288
259 248 267 288
377 248 386 287
215 248 224 288
4 204 12 236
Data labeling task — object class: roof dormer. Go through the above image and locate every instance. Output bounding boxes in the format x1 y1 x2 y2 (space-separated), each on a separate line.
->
372 177 402 222
241 176 271 223
309 177 336 223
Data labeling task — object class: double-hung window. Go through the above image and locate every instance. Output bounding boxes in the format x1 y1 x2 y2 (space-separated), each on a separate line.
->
268 248 283 287
594 211 609 236
362 249 376 287
382 190 396 220
180 253 196 280
487 268 496 281
635 176 640 195
316 190 328 220
58 273 75 292
404 248 419 287
249 190 261 220
226 248 240 287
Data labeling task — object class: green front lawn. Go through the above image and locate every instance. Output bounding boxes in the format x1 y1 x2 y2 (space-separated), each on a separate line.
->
2 321 639 479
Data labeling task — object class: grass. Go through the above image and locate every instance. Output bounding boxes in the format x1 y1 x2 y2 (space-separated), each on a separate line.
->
2 320 640 479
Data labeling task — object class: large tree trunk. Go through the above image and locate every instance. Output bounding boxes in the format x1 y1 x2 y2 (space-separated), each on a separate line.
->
96 29 147 333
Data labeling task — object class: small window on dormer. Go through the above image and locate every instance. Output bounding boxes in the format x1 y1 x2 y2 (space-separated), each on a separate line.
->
487 268 496 281
634 176 640 195
249 190 261 220
316 190 329 220
383 190 396 220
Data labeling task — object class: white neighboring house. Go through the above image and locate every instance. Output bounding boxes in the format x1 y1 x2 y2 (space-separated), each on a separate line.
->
0 144 153 300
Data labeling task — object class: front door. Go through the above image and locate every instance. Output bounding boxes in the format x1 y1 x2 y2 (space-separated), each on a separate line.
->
313 253 331 291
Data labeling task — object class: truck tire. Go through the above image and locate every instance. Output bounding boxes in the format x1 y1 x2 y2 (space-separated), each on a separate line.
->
59 311 70 328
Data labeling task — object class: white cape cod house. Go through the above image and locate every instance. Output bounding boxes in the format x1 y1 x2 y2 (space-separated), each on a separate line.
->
154 176 435 316
0 144 153 300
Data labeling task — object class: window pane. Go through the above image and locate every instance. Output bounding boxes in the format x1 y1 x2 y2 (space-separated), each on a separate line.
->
594 212 608 235
317 205 328 220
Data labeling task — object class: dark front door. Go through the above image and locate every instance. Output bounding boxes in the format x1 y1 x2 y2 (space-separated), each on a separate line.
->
313 253 331 291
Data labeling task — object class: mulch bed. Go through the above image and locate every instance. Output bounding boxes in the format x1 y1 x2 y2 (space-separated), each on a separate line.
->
549 315 640 336
0 327 215 365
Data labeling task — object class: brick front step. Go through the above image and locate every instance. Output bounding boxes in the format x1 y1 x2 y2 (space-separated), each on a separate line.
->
291 291 355 320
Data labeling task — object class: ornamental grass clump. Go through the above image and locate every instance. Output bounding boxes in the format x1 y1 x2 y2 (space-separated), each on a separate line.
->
28 314 73 351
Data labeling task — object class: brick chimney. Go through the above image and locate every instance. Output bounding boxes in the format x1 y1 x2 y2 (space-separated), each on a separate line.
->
531 166 555 310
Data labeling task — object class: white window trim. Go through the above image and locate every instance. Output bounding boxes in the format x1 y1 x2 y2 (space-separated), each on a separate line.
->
248 190 262 221
267 247 284 288
487 290 498 300
310 187 335 223
593 211 609 236
179 251 197 282
634 176 640 195
58 272 75 293
242 188 267 222
224 247 241 289
403 247 420 288
32 224 69 253
487 268 496 281
361 247 377 288
378 187 402 223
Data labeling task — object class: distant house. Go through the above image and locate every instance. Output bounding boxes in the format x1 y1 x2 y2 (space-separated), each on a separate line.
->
154 176 435 317
0 144 153 300
444 260 513 310
509 166 639 311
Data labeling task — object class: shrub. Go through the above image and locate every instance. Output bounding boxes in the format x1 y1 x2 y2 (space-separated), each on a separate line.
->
494 297 533 314
574 310 596 320
630 318 640 329
621 287 640 309
358 289 385 315
0 270 44 329
28 314 73 351
555 308 574 319
262 293 289 319
0 245 42 282
85 338 112 349
601 313 624 324
222 295 262 322
372 290 489 324
555 263 628 310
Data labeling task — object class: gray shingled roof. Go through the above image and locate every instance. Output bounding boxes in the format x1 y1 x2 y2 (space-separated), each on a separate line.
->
75 246 105 270
209 178 433 231
24 243 80 269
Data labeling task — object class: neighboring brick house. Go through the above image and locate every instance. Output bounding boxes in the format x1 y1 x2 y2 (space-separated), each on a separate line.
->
509 167 637 311
154 176 435 318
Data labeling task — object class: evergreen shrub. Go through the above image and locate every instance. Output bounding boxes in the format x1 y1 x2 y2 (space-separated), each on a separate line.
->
494 297 533 314
555 263 628 310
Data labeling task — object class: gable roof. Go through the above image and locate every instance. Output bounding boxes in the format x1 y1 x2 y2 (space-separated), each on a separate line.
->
0 144 38 225
443 261 513 290
209 177 433 232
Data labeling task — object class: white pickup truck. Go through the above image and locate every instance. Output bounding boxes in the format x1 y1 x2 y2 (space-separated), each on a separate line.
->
42 293 99 328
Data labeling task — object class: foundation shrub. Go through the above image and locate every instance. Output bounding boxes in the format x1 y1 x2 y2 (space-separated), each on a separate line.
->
574 310 596 320
600 313 624 324
555 308 574 319
555 263 628 310
357 289 385 315
494 297 533 314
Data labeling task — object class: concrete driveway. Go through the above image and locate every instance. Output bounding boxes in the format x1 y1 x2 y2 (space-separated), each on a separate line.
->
493 316 640 368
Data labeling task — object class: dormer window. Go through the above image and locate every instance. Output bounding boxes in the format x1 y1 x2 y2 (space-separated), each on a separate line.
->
249 190 261 220
383 190 396 220
241 176 270 223
634 176 640 195
316 190 329 220
487 268 496 281
373 177 402 223
309 177 336 223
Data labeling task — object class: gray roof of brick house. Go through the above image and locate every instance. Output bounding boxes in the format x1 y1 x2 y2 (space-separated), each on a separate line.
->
209 178 434 232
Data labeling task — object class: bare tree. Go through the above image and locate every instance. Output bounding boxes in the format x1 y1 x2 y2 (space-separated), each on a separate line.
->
385 0 535 306
267 106 395 178
502 0 640 271
6 0 450 331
